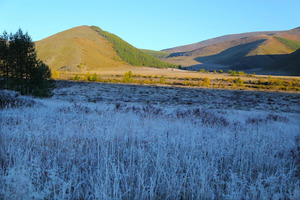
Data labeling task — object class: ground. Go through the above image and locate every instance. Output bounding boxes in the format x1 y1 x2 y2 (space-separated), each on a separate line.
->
55 81 300 113
0 81 299 199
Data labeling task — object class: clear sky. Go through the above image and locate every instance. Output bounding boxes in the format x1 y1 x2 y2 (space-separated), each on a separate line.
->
0 0 299 51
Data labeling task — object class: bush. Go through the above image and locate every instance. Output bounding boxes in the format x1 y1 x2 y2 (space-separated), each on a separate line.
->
202 77 210 87
123 71 133 83
92 73 98 82
52 71 59 79
74 74 80 81
160 75 165 84
237 71 245 76
234 78 244 86
230 71 238 76
86 72 92 81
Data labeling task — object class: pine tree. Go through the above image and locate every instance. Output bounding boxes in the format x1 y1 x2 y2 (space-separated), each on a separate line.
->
0 29 54 97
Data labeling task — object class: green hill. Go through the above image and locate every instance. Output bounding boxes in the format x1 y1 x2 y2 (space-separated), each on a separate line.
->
91 26 177 69
140 49 170 59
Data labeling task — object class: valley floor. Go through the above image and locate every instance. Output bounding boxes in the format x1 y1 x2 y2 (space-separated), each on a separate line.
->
0 82 299 199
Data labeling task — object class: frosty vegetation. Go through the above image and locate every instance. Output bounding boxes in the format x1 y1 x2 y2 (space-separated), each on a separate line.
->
0 83 299 199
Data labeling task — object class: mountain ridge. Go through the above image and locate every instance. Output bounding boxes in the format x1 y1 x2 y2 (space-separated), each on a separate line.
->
163 27 300 53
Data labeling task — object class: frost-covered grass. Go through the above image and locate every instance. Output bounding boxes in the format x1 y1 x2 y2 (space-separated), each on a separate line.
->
0 88 300 199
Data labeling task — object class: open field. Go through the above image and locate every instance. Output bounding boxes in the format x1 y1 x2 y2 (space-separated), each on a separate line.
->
53 68 300 92
1 82 300 199
54 81 300 113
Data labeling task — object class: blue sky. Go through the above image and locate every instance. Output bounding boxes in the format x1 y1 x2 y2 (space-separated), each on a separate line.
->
0 0 299 50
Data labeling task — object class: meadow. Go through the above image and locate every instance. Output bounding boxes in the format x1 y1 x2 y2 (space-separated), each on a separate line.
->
0 81 299 199
53 69 300 92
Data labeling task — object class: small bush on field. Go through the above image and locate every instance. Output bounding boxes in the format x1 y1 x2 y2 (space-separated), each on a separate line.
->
199 69 206 73
202 77 210 87
234 78 244 87
237 71 245 76
92 73 98 82
123 71 133 83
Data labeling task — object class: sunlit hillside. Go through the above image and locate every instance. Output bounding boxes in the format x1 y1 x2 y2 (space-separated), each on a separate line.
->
35 26 126 72
35 26 177 73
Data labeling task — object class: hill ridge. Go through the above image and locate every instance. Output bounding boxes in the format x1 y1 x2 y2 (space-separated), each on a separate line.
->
163 27 300 75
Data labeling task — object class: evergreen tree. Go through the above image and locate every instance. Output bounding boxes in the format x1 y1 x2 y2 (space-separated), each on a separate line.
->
0 29 54 97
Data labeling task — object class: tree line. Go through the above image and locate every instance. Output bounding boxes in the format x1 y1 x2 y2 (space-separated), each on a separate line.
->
91 26 178 69
0 29 54 97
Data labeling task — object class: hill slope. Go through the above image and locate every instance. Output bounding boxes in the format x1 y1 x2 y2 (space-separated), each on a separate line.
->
36 25 177 72
163 31 282 53
263 49 300 75
35 26 124 72
163 27 300 75
91 26 177 69
164 27 300 53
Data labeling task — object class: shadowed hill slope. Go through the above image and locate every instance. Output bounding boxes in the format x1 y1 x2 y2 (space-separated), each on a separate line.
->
263 49 300 75
163 27 300 75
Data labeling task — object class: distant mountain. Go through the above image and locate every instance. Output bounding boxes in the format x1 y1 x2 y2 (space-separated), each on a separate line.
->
162 27 300 75
163 27 300 53
35 26 177 72
163 31 281 53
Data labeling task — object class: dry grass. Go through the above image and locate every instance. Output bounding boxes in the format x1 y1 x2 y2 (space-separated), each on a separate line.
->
1 83 299 199
164 35 295 67
35 26 125 72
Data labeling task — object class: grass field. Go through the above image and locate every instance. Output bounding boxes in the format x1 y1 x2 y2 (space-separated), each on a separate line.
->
1 82 299 199
52 69 300 93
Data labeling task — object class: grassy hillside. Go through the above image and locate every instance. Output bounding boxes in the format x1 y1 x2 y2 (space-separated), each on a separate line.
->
165 35 294 69
192 35 296 71
35 26 124 72
276 27 300 41
163 30 300 75
91 26 178 69
163 27 300 53
163 31 282 53
140 49 170 59
274 36 300 51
